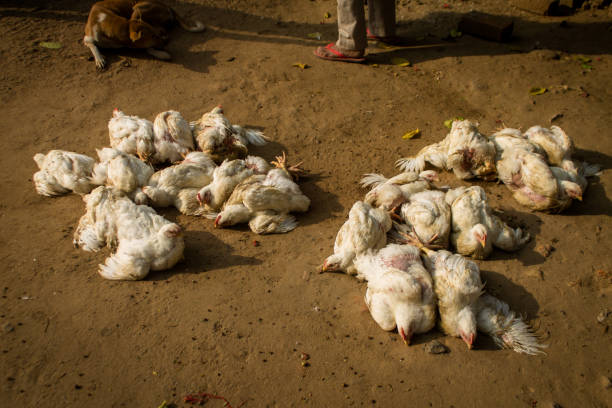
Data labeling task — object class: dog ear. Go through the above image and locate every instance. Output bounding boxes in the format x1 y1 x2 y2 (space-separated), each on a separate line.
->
133 8 143 21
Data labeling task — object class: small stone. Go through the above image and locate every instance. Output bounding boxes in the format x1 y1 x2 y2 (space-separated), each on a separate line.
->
597 309 609 324
424 340 449 354
2 323 14 333
536 243 554 257
601 376 612 389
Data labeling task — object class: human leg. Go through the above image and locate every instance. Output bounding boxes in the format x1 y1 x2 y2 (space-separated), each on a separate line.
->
367 0 396 39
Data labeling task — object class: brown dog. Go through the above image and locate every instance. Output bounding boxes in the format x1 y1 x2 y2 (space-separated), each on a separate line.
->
84 0 204 70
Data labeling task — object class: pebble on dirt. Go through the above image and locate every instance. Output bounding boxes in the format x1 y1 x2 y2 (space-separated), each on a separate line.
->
424 340 449 354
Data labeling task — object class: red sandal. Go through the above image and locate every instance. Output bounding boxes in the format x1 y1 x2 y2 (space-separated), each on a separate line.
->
313 43 366 63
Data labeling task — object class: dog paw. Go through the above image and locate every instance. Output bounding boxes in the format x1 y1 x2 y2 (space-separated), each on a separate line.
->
95 58 107 70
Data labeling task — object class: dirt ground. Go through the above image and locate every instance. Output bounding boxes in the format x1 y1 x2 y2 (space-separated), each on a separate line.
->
1 0 611 406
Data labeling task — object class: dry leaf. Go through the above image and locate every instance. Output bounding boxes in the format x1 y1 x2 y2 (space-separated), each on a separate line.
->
307 32 322 40
402 129 420 139
529 87 547 96
292 63 309 69
391 57 411 67
40 41 62 49
324 12 331 18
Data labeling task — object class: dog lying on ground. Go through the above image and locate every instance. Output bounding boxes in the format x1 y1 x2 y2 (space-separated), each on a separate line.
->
84 0 205 70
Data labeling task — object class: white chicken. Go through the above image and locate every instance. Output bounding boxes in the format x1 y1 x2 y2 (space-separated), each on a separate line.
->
108 108 156 161
244 154 272 175
445 186 530 259
396 120 497 180
353 244 437 344
320 201 392 277
397 190 451 249
143 152 217 215
213 155 311 234
489 127 544 160
191 106 268 163
33 150 96 196
360 170 438 211
196 158 255 214
91 148 154 204
496 147 582 212
524 125 573 169
476 293 546 355
195 155 273 214
420 248 484 349
151 110 195 164
73 186 184 280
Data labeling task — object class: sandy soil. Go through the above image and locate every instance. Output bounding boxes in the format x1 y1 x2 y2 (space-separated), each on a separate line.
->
1 0 611 406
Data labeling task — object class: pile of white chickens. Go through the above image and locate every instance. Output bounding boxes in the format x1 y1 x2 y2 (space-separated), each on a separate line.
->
397 120 600 212
33 106 311 280
318 118 602 355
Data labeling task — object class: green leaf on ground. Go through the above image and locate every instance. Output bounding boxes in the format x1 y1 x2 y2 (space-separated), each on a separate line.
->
40 41 62 49
444 117 464 129
391 57 411 67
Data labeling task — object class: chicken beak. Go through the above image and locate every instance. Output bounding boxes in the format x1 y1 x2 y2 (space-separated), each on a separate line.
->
400 327 412 346
461 332 475 349
575 195 583 201
478 235 487 248
214 214 221 228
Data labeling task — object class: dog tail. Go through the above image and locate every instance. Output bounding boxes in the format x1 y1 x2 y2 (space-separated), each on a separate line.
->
172 9 205 32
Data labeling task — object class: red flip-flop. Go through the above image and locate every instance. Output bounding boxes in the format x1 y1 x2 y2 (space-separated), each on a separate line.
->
313 43 366 63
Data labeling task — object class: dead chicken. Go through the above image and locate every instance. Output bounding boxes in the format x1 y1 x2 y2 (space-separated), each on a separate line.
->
489 127 544 160
397 189 451 249
360 170 438 211
320 201 392 278
143 151 217 215
354 244 437 344
418 247 483 349
191 105 268 163
496 147 582 212
91 147 154 204
151 110 195 164
196 157 263 215
33 150 96 196
213 154 310 234
108 108 156 161
73 186 184 280
396 120 496 180
445 186 529 259
524 125 574 169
